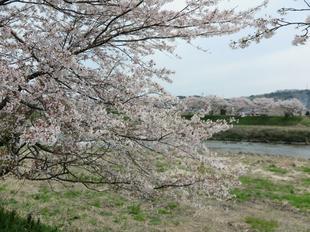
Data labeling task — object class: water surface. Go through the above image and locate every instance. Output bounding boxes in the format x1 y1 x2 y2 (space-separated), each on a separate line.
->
206 141 310 159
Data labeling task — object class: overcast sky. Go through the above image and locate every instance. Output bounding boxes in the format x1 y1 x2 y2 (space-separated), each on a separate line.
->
156 0 310 98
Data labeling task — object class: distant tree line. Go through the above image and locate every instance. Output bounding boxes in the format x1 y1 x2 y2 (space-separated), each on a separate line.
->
181 96 306 117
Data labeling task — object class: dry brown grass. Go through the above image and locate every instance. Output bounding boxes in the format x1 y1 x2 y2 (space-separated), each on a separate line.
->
0 154 309 232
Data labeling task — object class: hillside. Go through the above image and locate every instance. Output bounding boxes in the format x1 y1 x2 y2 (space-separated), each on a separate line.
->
249 89 310 109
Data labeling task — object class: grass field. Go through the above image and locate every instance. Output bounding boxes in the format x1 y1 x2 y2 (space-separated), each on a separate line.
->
0 154 309 231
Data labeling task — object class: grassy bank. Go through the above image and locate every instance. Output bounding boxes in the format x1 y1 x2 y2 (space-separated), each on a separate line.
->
184 115 310 144
0 154 309 231
213 125 310 144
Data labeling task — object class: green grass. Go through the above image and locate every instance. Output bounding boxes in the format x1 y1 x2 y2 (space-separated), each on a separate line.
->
232 176 310 210
99 210 113 217
265 165 288 174
156 201 179 216
126 204 146 221
299 166 310 173
282 194 310 209
302 178 310 186
124 201 180 223
245 216 278 232
213 125 310 144
125 201 180 222
0 207 59 232
155 160 170 172
0 184 7 192
0 198 18 207
148 216 161 225
300 117 310 127
234 116 310 127
63 190 82 199
32 187 58 203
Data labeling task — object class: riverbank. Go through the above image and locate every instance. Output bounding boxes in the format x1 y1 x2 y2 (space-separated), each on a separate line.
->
183 115 310 144
190 115 310 144
212 125 310 144
0 153 309 231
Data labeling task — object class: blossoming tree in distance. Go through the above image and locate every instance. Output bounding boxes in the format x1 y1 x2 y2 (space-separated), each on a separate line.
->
0 0 262 196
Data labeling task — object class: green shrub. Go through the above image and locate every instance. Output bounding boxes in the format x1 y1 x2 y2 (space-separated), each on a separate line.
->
0 207 59 232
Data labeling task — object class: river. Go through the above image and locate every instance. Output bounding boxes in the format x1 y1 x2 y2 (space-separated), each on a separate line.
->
206 141 310 159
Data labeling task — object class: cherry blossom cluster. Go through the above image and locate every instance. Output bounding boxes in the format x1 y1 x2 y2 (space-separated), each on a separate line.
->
232 0 310 48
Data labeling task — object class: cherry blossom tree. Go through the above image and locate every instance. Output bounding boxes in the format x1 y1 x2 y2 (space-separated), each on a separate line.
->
182 96 232 115
232 0 310 48
182 96 209 113
230 98 305 117
250 98 276 115
279 98 305 116
182 96 306 117
228 97 255 116
0 0 255 196
204 96 230 115
250 98 306 116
